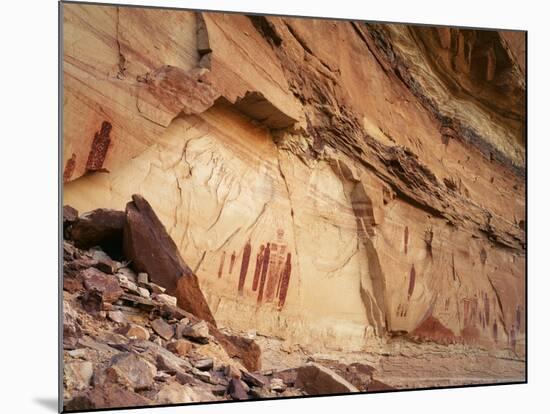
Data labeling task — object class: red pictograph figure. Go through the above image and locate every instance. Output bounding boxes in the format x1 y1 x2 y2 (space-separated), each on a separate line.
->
407 264 416 299
257 243 271 304
229 251 236 274
277 253 292 309
252 245 265 291
492 320 498 342
217 251 226 279
237 240 252 295
86 121 112 172
265 244 286 302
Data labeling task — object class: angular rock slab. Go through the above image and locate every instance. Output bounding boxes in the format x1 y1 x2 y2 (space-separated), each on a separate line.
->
104 353 157 391
70 209 126 257
123 194 215 325
81 268 123 303
295 362 359 395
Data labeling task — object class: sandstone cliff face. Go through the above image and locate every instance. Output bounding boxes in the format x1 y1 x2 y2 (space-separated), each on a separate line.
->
62 3 525 385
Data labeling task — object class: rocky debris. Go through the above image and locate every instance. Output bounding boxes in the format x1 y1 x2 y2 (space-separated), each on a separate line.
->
63 205 79 234
213 332 262 372
270 378 287 392
149 282 166 294
224 364 241 380
62 221 397 410
104 353 157 391
81 268 123 303
90 248 118 273
151 318 174 341
116 267 137 283
69 208 126 257
120 324 150 341
228 378 249 400
242 371 267 387
272 368 298 387
154 293 177 307
123 194 216 325
118 293 156 311
79 290 103 314
193 358 214 371
116 275 139 294
154 382 199 404
63 230 284 410
64 383 152 410
107 310 127 324
137 272 148 285
64 361 93 391
295 363 359 395
166 339 193 357
180 320 210 344
137 287 150 299
315 360 377 391
63 300 82 349
366 379 395 392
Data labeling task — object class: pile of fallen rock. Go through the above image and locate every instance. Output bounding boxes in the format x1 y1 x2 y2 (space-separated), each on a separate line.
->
62 195 391 410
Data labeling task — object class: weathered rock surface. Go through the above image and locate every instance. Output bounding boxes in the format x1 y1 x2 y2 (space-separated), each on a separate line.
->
63 2 525 402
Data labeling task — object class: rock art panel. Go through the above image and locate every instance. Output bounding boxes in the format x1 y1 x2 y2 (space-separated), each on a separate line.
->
63 3 526 394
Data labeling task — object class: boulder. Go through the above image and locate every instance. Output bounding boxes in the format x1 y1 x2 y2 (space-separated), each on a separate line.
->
120 324 150 341
295 362 359 395
122 194 215 325
180 320 210 344
64 384 152 410
63 205 79 231
137 272 149 285
154 382 199 404
107 311 127 324
155 351 192 376
69 208 125 257
137 287 150 298
212 331 261 372
104 353 157 391
193 358 214 371
150 318 174 341
79 290 103 315
90 249 118 274
166 339 193 357
81 268 123 303
227 378 249 400
224 364 242 380
241 371 267 387
270 378 286 392
154 293 177 307
64 361 93 391
366 379 395 392
272 369 298 387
